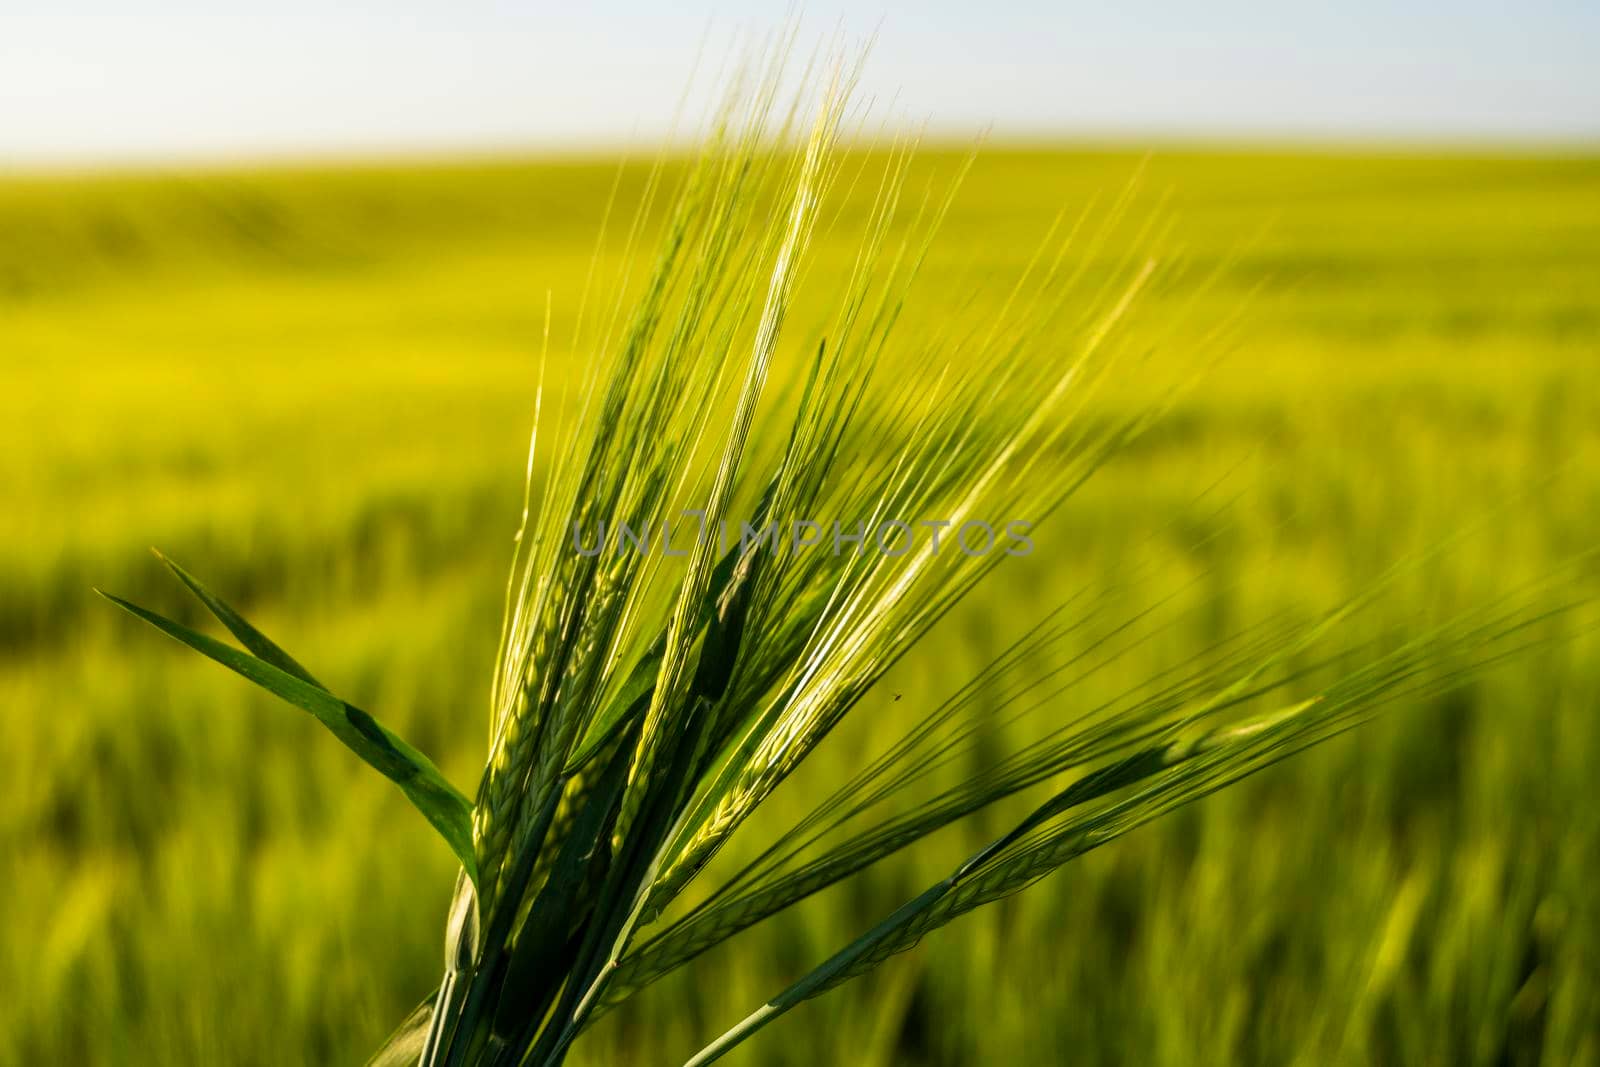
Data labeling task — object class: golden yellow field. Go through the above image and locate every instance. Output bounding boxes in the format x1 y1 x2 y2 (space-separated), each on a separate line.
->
3 147 1598 1064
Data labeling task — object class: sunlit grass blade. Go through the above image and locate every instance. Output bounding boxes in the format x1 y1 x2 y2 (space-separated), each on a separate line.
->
367 994 438 1067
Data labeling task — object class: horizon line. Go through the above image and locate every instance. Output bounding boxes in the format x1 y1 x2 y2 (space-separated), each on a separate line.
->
7 127 1599 180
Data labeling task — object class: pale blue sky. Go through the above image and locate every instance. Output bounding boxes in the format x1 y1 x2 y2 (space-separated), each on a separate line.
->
2 3 1597 166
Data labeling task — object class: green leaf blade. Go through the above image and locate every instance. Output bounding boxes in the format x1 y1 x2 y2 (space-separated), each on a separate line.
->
98 589 478 883
152 549 326 688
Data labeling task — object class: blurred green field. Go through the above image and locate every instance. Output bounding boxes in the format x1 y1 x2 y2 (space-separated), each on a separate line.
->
3 147 1598 1066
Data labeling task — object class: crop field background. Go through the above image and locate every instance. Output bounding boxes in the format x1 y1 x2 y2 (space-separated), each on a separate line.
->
3 147 1598 1065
